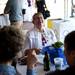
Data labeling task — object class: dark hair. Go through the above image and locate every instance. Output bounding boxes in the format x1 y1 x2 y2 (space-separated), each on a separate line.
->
64 31 75 52
0 26 24 63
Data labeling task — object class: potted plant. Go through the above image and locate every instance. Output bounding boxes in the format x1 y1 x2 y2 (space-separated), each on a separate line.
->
52 41 64 54
52 41 63 49
50 41 64 63
52 41 67 65
42 41 64 64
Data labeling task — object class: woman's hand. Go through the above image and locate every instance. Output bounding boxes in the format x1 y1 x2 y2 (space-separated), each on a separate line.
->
26 50 39 69
24 48 41 56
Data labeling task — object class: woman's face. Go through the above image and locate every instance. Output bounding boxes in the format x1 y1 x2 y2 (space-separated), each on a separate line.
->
33 14 44 30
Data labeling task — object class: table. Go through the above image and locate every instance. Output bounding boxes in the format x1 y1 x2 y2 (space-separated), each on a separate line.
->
16 54 68 75
16 63 68 75
16 54 45 75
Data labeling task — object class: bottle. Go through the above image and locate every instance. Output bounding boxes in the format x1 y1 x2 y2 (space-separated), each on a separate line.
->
43 51 50 71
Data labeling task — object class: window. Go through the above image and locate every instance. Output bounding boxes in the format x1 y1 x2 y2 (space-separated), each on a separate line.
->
71 0 75 17
45 0 71 20
0 0 72 20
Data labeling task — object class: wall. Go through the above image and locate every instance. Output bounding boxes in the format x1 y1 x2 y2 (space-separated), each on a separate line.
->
45 0 71 20
0 0 8 14
53 18 75 42
22 0 37 21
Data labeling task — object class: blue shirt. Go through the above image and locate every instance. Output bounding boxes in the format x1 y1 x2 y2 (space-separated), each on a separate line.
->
0 64 36 75
0 64 16 75
5 0 23 22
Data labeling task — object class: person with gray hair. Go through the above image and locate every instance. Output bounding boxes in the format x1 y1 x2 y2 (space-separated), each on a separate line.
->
24 12 57 54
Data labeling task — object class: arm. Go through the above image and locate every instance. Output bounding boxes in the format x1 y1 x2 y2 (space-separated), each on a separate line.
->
26 50 38 75
27 69 36 75
23 31 41 55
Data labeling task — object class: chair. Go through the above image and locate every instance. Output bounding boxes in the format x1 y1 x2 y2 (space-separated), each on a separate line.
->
47 19 54 29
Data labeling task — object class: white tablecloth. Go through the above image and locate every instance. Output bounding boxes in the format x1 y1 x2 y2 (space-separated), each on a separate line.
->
16 64 45 75
16 54 68 75
0 14 10 27
16 62 68 75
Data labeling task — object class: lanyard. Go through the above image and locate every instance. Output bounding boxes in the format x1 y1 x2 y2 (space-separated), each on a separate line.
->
41 30 47 46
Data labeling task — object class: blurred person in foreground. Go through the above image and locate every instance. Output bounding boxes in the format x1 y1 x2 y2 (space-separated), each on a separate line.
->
0 26 38 75
0 26 24 75
47 31 75 75
4 0 24 71
23 12 57 55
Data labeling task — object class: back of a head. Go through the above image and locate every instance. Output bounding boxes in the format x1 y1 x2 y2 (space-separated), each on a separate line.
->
0 26 25 63
64 31 75 52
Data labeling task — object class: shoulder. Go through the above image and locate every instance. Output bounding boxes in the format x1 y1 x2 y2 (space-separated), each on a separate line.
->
0 64 16 75
44 28 55 35
47 67 75 75
65 66 75 74
27 28 37 34
46 70 64 75
26 28 35 36
44 28 54 32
